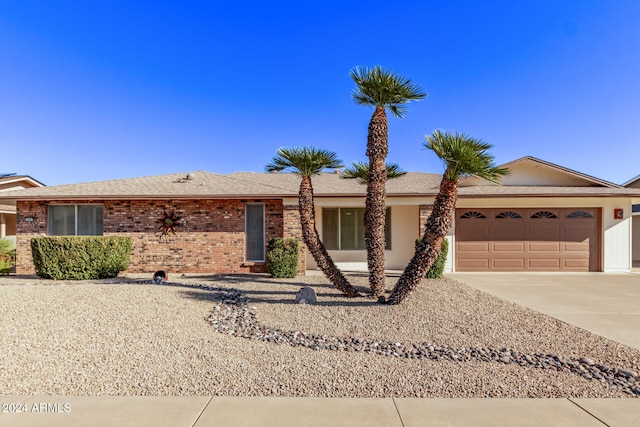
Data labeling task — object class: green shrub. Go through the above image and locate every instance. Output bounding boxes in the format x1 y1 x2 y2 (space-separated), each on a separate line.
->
266 238 299 278
31 236 132 280
0 239 15 275
415 238 449 279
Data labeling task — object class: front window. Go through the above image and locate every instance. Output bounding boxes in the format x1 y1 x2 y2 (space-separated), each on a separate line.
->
48 205 103 236
322 207 391 250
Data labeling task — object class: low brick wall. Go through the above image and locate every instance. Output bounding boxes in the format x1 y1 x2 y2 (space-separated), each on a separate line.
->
16 199 306 275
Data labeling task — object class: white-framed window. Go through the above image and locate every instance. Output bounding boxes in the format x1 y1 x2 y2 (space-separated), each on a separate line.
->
322 207 391 250
48 205 104 236
245 203 265 261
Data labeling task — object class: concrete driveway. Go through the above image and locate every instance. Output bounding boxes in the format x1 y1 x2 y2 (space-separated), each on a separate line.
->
448 272 640 350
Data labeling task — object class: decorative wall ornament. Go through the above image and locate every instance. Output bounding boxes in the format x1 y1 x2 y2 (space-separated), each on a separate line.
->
157 210 182 238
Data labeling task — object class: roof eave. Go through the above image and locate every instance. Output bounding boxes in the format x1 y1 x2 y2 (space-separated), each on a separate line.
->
3 194 296 202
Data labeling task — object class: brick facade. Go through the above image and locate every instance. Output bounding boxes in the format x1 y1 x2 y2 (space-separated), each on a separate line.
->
16 199 306 275
418 204 433 235
282 204 306 274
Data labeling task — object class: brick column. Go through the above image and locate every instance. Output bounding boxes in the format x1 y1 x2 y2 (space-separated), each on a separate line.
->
15 201 47 275
418 204 433 236
283 204 306 275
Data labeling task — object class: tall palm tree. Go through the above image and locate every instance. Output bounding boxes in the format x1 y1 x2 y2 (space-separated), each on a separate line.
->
351 65 426 298
266 147 361 297
386 131 509 305
342 161 407 184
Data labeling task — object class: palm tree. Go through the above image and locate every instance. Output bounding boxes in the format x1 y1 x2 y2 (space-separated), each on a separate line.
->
350 65 426 298
386 131 509 305
342 161 407 184
266 147 361 297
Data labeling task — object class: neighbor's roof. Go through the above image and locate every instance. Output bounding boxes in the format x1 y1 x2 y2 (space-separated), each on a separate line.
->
0 174 45 188
0 175 45 187
622 174 640 187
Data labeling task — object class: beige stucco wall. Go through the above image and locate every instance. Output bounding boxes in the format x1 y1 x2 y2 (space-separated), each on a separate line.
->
463 162 595 187
293 194 634 273
602 198 632 272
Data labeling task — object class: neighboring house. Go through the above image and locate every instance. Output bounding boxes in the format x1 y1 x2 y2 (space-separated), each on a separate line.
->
0 156 639 276
622 174 640 266
0 174 45 243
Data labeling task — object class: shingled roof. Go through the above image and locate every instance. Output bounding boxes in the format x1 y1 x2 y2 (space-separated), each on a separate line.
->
0 171 443 201
1 168 639 204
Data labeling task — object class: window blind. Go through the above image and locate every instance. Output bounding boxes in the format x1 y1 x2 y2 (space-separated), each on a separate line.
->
48 205 103 236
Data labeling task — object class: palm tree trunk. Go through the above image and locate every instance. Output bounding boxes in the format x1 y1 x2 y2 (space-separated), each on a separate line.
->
387 176 458 304
366 105 388 298
298 176 361 297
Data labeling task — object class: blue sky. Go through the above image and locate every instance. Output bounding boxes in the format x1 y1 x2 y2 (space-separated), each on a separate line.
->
1 1 638 186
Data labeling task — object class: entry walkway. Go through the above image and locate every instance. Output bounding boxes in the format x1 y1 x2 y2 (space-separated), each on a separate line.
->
449 272 640 350
1 396 639 426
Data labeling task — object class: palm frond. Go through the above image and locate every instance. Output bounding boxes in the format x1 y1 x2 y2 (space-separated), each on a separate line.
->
342 161 407 184
265 147 344 178
423 130 509 183
350 65 426 118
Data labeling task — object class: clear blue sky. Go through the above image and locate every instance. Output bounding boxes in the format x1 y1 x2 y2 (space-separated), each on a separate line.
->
1 1 638 186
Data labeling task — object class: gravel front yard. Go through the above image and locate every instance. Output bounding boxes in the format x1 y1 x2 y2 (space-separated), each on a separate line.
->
0 273 638 398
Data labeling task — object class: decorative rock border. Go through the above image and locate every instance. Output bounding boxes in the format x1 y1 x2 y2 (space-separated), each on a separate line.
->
163 280 640 396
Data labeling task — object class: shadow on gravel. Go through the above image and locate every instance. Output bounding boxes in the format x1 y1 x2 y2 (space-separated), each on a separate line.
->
177 288 378 307
163 278 376 307
168 273 375 306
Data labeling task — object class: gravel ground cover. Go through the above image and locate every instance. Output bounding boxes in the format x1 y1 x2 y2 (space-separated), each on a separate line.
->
0 273 638 398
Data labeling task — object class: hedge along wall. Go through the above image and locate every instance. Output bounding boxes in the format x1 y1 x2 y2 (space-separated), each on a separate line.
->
16 199 305 275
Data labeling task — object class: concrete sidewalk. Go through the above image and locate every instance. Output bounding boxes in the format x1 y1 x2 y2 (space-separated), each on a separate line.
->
448 272 640 350
1 396 639 426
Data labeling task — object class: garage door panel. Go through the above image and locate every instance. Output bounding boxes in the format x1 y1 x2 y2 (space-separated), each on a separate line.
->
528 242 561 252
456 208 599 272
527 225 561 239
493 259 525 268
457 222 490 240
490 225 526 240
562 252 590 259
528 259 561 268
564 242 590 252
564 259 589 268
458 259 490 268
493 242 525 252
458 242 490 252
564 227 594 242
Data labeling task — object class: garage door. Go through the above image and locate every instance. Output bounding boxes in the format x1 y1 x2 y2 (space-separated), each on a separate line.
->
455 208 600 271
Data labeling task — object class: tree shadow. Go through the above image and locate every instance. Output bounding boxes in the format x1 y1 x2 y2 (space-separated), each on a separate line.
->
167 273 376 305
165 277 378 307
